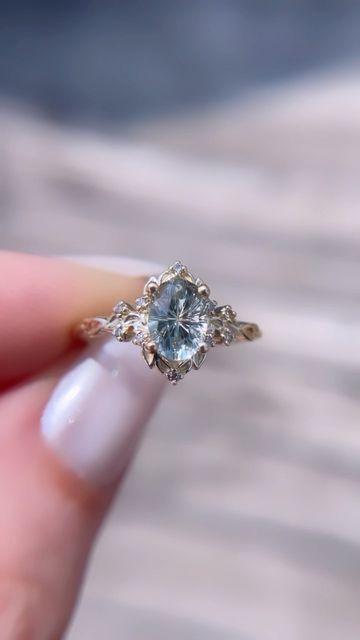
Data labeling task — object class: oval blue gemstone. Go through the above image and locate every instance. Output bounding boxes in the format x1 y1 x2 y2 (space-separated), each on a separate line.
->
148 277 210 361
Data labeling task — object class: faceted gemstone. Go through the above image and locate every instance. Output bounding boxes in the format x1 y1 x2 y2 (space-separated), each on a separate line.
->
171 260 186 275
135 295 150 311
148 277 210 361
113 301 128 315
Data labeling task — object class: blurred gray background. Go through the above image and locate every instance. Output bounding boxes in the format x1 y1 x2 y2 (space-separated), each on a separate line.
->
1 0 360 123
1 2 360 639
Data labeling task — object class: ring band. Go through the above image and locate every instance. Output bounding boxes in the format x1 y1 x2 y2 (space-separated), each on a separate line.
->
77 261 261 384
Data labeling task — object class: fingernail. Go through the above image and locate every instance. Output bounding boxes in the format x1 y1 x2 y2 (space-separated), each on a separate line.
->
41 341 164 487
41 257 165 487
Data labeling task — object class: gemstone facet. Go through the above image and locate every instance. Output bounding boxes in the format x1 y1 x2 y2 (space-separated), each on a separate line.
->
148 277 210 361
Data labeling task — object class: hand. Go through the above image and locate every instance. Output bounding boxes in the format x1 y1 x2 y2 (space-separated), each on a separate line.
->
0 252 165 639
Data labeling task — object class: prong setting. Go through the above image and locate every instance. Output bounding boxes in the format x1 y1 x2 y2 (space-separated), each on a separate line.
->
144 276 159 295
198 284 210 297
199 342 209 354
144 340 157 354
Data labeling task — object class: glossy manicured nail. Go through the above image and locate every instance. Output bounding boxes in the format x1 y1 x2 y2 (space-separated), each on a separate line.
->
41 340 164 486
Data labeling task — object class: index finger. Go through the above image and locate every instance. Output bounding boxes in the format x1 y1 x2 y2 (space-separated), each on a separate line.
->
0 252 145 387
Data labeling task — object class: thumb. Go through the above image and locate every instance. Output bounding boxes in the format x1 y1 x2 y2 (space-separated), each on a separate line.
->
0 255 165 640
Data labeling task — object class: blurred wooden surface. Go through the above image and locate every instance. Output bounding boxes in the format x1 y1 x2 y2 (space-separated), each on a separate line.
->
1 69 360 640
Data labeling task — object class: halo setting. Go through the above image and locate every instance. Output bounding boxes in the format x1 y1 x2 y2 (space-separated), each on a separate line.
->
78 261 261 384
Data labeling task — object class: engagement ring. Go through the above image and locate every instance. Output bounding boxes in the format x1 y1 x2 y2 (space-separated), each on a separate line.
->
78 261 261 384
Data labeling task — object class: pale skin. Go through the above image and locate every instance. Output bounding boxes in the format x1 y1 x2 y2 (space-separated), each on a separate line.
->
0 252 148 639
